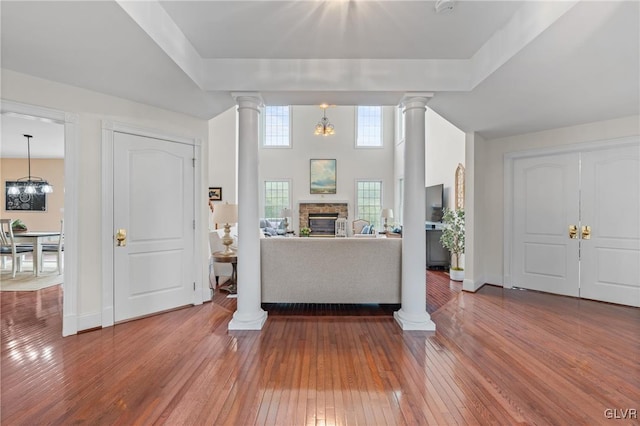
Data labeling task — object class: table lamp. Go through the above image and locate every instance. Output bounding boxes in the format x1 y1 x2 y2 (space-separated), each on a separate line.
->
212 202 238 255
280 208 291 232
381 208 394 232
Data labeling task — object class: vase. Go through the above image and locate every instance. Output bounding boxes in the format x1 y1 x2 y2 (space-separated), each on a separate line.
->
449 268 464 282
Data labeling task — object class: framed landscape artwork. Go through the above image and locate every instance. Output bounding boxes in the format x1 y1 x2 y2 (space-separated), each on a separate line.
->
310 159 337 194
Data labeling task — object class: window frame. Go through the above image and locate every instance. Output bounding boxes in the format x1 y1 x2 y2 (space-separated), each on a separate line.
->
355 106 384 149
355 179 384 229
261 105 292 148
262 179 292 221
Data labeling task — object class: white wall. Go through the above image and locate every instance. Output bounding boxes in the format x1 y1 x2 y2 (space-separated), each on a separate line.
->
477 115 640 286
208 106 238 228
394 107 465 225
425 108 466 209
262 106 395 231
1 70 209 331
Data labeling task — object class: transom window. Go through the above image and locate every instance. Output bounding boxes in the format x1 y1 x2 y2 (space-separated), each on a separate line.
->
263 106 291 147
264 180 291 219
356 180 383 229
356 106 383 147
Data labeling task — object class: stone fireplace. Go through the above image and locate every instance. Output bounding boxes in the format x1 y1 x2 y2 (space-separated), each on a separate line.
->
299 202 348 237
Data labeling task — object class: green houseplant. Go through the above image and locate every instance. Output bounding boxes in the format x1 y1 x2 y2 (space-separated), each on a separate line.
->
11 219 27 232
300 226 311 237
440 208 465 281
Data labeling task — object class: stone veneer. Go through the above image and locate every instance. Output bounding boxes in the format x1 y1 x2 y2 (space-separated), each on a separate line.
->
299 203 348 229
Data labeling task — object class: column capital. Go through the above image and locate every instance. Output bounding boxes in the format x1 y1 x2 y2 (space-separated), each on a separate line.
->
400 92 434 110
231 92 264 107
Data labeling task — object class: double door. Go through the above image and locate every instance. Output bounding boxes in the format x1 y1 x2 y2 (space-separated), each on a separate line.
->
512 143 639 307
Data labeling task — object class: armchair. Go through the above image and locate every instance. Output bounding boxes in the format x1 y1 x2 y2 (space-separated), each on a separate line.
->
351 219 370 236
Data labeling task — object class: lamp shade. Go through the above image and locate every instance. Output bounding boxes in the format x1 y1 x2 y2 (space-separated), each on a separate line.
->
381 208 394 219
213 203 238 224
280 208 291 218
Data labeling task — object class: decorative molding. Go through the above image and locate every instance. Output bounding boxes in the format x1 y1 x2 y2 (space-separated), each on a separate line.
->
2 99 79 336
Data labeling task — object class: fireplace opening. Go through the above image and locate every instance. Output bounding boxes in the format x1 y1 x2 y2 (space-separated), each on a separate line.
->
308 213 339 237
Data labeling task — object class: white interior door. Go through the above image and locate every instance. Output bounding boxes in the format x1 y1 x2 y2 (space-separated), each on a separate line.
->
512 153 580 297
580 145 640 307
113 132 194 322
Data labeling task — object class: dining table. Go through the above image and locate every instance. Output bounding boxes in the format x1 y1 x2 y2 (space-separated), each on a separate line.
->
13 231 61 277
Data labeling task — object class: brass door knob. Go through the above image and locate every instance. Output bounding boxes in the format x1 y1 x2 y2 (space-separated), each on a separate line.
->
569 225 578 239
581 225 591 240
116 228 127 247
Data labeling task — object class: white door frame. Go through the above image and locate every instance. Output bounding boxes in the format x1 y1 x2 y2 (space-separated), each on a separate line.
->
101 121 204 328
1 100 79 336
503 135 640 288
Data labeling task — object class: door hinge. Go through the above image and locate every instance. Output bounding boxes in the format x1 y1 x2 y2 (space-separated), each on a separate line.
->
193 220 196 230
192 158 196 167
193 282 196 291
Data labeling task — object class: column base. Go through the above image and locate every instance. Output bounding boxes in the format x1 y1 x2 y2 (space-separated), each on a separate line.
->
228 309 268 330
394 309 436 331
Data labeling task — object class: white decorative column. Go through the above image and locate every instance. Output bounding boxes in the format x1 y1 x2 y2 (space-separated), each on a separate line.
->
394 93 436 331
229 92 268 330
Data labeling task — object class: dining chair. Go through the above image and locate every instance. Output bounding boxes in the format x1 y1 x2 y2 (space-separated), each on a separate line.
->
41 219 64 274
0 218 35 278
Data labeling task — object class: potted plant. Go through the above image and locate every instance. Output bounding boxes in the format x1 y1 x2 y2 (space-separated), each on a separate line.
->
11 219 27 232
440 208 465 281
300 226 311 237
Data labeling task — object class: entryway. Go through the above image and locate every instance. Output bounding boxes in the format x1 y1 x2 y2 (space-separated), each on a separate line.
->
102 124 200 324
507 138 640 307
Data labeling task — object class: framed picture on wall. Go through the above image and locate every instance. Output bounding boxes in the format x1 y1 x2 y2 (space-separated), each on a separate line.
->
5 182 47 211
310 159 337 194
208 187 222 201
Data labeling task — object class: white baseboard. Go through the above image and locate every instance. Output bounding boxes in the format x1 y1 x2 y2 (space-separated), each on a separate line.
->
77 311 102 332
463 276 485 292
485 273 503 286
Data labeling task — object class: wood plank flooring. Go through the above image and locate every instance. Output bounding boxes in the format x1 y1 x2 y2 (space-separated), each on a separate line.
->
1 272 639 425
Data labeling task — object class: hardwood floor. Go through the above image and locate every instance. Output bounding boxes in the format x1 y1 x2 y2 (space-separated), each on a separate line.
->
2 272 638 425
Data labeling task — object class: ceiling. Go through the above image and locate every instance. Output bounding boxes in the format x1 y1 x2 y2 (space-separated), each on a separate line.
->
1 115 64 159
1 0 638 140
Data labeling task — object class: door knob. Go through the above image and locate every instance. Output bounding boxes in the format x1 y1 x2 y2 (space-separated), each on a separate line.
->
116 228 127 247
581 225 591 240
568 225 578 239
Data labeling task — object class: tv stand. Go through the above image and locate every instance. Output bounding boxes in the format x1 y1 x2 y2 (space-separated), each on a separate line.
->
426 228 449 269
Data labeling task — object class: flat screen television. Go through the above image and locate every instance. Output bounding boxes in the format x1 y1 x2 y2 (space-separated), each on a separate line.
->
426 184 444 222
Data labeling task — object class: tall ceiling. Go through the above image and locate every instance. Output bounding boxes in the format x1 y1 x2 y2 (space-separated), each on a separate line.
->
1 0 638 140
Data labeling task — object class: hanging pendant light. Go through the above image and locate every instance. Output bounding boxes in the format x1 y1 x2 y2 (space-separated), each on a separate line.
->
314 105 335 136
6 134 54 195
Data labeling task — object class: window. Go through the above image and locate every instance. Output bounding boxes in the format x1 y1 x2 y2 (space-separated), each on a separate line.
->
263 106 291 147
264 180 291 219
356 180 383 229
356 106 383 147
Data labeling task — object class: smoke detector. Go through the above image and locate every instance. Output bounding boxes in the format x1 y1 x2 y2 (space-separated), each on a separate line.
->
435 0 455 14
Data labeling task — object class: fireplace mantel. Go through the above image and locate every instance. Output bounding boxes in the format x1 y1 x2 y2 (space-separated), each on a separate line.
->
298 200 349 205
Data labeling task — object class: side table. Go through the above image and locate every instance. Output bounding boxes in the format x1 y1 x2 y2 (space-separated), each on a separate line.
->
212 251 237 295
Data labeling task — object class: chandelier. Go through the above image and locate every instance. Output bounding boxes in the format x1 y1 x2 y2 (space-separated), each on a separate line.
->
7 134 54 195
314 105 335 136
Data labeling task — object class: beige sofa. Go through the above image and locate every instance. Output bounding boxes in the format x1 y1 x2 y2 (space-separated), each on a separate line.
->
260 237 401 303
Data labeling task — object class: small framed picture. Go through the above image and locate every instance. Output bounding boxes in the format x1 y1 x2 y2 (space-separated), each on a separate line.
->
208 187 222 201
